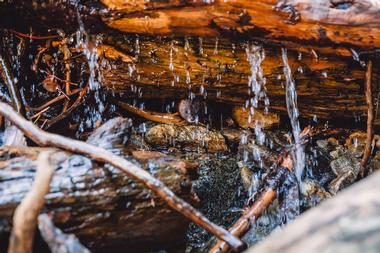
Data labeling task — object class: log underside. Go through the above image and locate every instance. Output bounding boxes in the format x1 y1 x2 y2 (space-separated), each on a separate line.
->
1 1 380 126
4 0 380 55
100 36 379 123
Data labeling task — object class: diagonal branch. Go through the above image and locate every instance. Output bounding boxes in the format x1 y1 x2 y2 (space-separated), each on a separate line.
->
360 60 374 177
0 102 244 251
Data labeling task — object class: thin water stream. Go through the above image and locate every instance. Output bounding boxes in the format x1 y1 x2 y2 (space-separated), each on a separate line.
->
243 44 268 171
281 48 306 186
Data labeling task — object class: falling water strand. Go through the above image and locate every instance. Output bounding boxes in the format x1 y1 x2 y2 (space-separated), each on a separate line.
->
213 38 219 55
281 48 305 185
169 40 178 87
74 3 105 131
183 39 193 98
75 8 101 91
246 44 269 113
244 44 269 170
198 37 204 55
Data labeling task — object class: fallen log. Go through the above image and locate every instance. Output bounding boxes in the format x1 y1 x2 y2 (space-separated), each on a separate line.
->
99 0 380 55
246 169 380 253
0 120 197 252
0 7 379 126
100 37 378 123
3 0 380 56
0 146 194 252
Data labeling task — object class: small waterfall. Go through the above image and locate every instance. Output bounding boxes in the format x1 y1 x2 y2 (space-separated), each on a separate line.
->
281 48 306 185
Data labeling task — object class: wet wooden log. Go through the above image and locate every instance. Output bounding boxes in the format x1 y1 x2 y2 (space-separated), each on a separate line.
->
0 118 197 252
2 0 380 56
99 0 380 55
246 169 380 253
1 1 380 125
98 37 379 124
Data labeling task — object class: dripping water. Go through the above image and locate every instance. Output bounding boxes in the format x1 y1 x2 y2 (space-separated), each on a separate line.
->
244 44 269 170
74 2 105 131
75 7 101 91
281 48 306 186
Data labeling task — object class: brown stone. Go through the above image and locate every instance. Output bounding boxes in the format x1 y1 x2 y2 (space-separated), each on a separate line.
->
232 107 280 129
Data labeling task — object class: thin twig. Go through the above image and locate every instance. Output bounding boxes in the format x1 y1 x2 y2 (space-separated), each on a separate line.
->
44 85 89 129
60 42 72 112
28 88 81 113
360 60 374 177
30 107 50 120
113 99 186 125
10 29 60 40
0 102 244 251
8 151 55 253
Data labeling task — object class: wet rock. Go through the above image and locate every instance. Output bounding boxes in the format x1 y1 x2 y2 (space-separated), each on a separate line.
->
345 131 380 157
125 122 155 151
316 138 339 155
186 154 245 251
301 179 331 204
369 151 380 174
327 137 339 146
237 130 278 169
316 139 329 150
221 129 241 144
328 146 360 195
221 128 242 151
145 124 228 153
232 107 279 129
239 165 254 191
